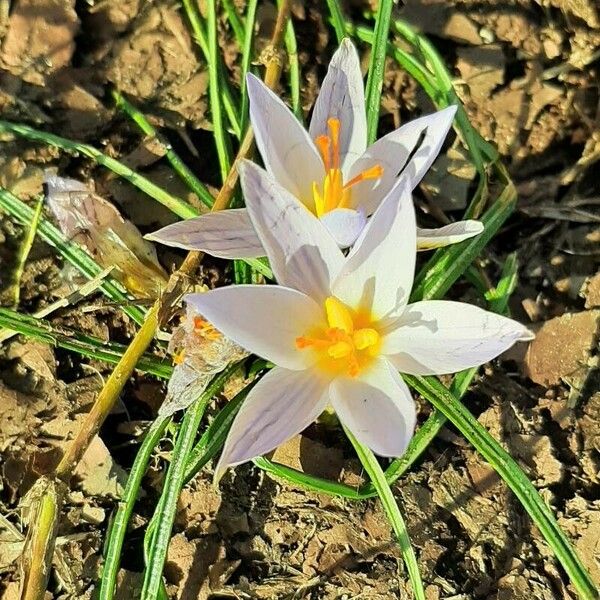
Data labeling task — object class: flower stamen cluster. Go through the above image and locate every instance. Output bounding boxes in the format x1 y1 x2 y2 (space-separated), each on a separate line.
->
296 296 380 377
312 118 383 217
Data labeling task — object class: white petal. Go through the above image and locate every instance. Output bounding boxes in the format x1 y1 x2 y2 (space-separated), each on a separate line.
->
416 220 484 251
333 179 416 321
247 73 324 210
215 367 330 474
186 285 324 370
309 38 367 174
349 106 457 215
384 300 534 375
239 160 344 302
319 208 367 248
145 209 264 258
330 358 416 457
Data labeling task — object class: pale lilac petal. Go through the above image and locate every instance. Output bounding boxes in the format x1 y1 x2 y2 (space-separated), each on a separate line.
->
186 285 324 370
247 74 324 210
416 220 484 251
332 179 416 320
384 300 535 375
319 208 367 248
330 358 416 457
309 38 367 174
145 209 264 258
215 367 330 474
349 106 457 215
239 160 344 302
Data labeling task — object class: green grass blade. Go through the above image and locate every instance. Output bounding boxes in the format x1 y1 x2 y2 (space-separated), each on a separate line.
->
404 374 598 600
363 0 393 143
10 193 43 307
240 0 259 134
0 121 200 220
0 186 147 325
141 365 237 600
486 253 518 315
206 0 233 183
222 0 245 46
410 182 517 302
183 377 256 484
325 0 347 44
99 416 171 600
112 90 214 209
181 0 242 139
0 307 172 378
345 427 425 600
278 0 301 120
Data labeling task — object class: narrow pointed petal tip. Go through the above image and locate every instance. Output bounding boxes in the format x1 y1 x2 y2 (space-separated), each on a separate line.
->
385 300 535 376
416 219 484 251
145 209 265 258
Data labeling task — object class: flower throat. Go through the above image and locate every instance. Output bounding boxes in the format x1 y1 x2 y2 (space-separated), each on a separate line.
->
312 118 383 217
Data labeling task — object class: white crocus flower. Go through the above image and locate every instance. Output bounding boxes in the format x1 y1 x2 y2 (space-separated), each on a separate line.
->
186 160 532 476
148 39 483 254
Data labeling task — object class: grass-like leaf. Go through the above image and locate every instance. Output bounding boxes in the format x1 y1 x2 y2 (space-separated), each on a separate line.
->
345 428 425 600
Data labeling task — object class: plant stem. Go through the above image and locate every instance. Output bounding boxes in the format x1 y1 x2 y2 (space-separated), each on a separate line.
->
364 0 393 143
55 303 160 480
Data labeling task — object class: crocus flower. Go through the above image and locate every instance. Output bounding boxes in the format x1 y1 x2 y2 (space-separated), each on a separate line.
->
186 160 532 476
148 39 483 254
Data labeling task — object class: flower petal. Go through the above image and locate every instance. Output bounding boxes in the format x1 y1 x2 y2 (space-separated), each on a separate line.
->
215 367 330 475
333 179 416 320
416 220 484 251
247 73 324 209
309 38 367 174
330 358 416 457
239 160 344 302
349 106 457 215
186 285 324 370
384 300 535 375
319 208 367 248
145 209 264 258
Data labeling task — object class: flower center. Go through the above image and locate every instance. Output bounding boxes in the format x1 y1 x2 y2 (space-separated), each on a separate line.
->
295 296 381 377
312 118 383 218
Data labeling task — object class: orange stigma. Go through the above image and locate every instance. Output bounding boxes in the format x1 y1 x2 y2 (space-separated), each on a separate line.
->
312 118 383 217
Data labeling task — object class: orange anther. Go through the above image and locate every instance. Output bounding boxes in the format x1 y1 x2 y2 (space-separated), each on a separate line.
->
315 135 331 171
344 164 384 189
327 118 341 169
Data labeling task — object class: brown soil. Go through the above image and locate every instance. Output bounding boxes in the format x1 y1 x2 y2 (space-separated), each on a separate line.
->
1 0 599 599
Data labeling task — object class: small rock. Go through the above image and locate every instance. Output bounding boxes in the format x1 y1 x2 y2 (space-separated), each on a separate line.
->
81 505 106 525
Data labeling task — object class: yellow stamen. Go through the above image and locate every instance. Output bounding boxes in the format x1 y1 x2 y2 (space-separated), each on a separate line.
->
325 296 354 333
328 341 353 359
353 328 379 350
296 296 381 377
